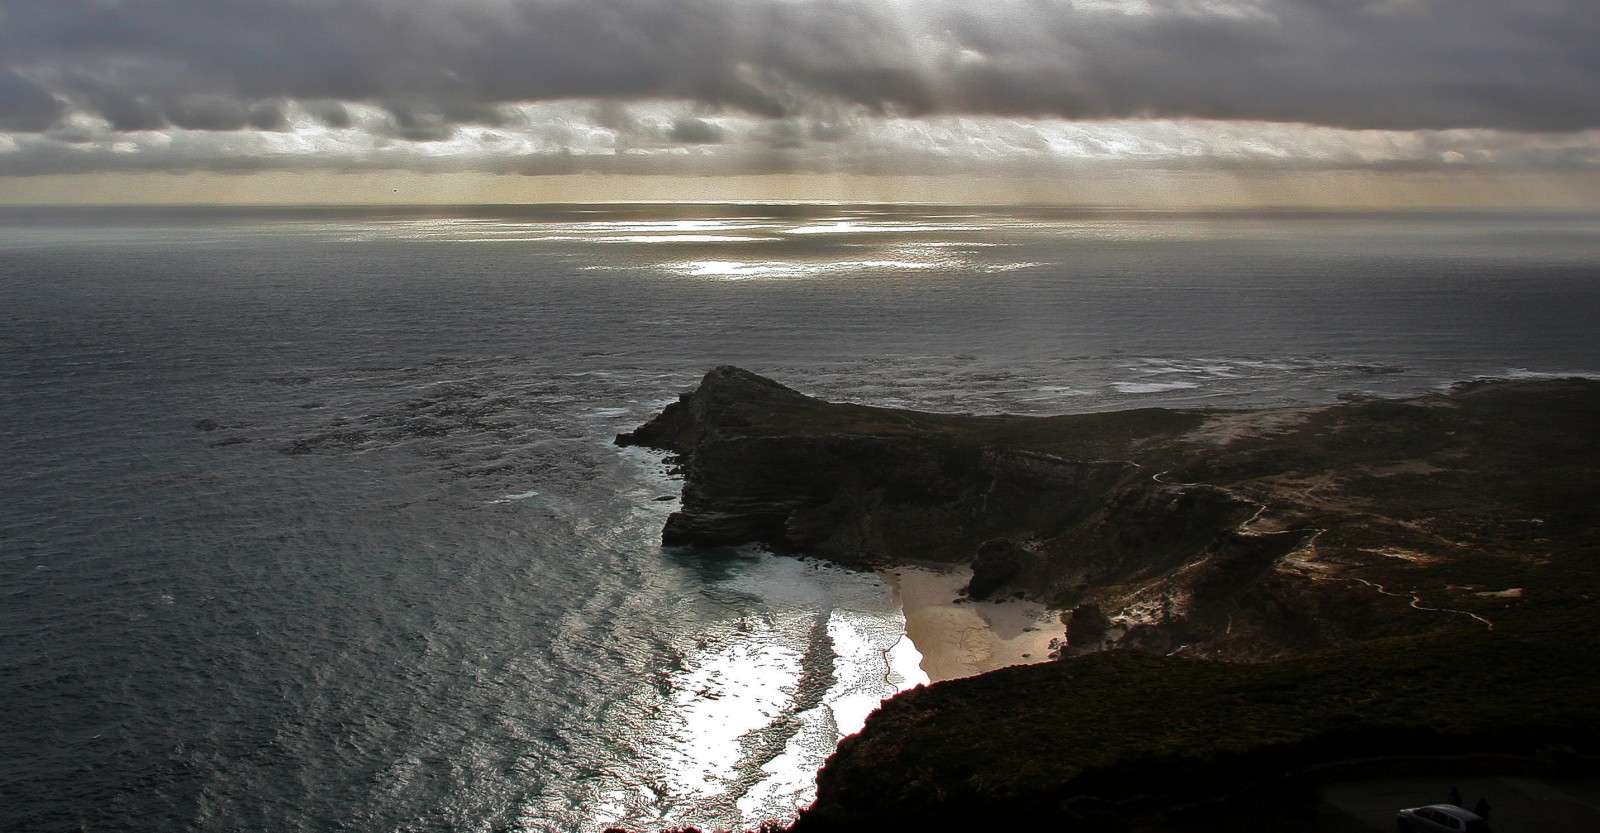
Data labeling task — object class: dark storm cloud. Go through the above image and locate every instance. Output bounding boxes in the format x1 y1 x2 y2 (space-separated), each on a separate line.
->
303 100 354 129
246 100 291 131
669 117 724 145
373 99 508 141
165 96 249 131
93 92 167 132
380 103 461 142
2 0 1597 137
0 68 65 131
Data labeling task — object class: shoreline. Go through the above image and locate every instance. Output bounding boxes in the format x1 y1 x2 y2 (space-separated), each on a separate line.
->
881 566 1065 683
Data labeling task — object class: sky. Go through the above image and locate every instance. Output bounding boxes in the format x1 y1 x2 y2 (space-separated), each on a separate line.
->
2 0 1599 206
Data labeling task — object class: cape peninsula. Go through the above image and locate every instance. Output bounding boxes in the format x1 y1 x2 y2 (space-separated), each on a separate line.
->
617 367 1600 830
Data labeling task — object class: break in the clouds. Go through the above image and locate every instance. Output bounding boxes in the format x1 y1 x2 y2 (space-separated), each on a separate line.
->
1 0 1599 178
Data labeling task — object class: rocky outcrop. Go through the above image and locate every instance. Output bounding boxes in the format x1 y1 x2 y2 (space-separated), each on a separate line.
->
619 366 1137 568
619 368 1320 657
623 369 1600 661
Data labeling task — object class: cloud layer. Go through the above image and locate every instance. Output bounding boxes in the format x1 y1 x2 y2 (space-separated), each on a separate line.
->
1 0 1598 178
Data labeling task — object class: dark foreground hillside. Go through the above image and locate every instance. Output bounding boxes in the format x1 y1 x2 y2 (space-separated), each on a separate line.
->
792 615 1599 831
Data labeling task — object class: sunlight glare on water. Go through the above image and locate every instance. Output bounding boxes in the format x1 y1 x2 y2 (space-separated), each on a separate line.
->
669 258 953 279
597 554 925 831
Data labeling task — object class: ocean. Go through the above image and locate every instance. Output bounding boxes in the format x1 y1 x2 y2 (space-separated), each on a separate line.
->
2 203 1598 832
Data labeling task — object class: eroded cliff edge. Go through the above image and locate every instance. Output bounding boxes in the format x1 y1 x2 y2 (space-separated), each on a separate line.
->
620 366 1600 661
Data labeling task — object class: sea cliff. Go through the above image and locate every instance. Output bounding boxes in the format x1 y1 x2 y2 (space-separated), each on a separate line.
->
621 367 1599 659
618 368 1600 830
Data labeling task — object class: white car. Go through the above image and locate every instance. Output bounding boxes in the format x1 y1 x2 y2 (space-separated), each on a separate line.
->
1397 804 1491 833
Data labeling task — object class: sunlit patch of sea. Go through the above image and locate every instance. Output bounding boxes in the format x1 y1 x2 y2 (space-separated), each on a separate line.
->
545 552 922 832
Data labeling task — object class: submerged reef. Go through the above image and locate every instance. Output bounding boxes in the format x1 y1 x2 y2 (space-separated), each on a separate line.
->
619 367 1600 830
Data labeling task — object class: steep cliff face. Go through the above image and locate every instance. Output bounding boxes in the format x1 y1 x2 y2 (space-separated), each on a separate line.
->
620 367 1358 658
622 369 1600 661
619 366 1137 566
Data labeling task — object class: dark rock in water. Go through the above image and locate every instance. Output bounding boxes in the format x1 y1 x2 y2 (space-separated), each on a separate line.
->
194 418 220 431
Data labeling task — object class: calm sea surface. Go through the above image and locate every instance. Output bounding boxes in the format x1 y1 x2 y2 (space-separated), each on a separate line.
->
3 204 1598 832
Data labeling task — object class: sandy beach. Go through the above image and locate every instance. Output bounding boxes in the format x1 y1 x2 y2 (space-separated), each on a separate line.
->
881 566 1067 682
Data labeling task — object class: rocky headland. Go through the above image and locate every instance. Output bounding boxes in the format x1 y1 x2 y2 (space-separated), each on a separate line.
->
617 367 1600 830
